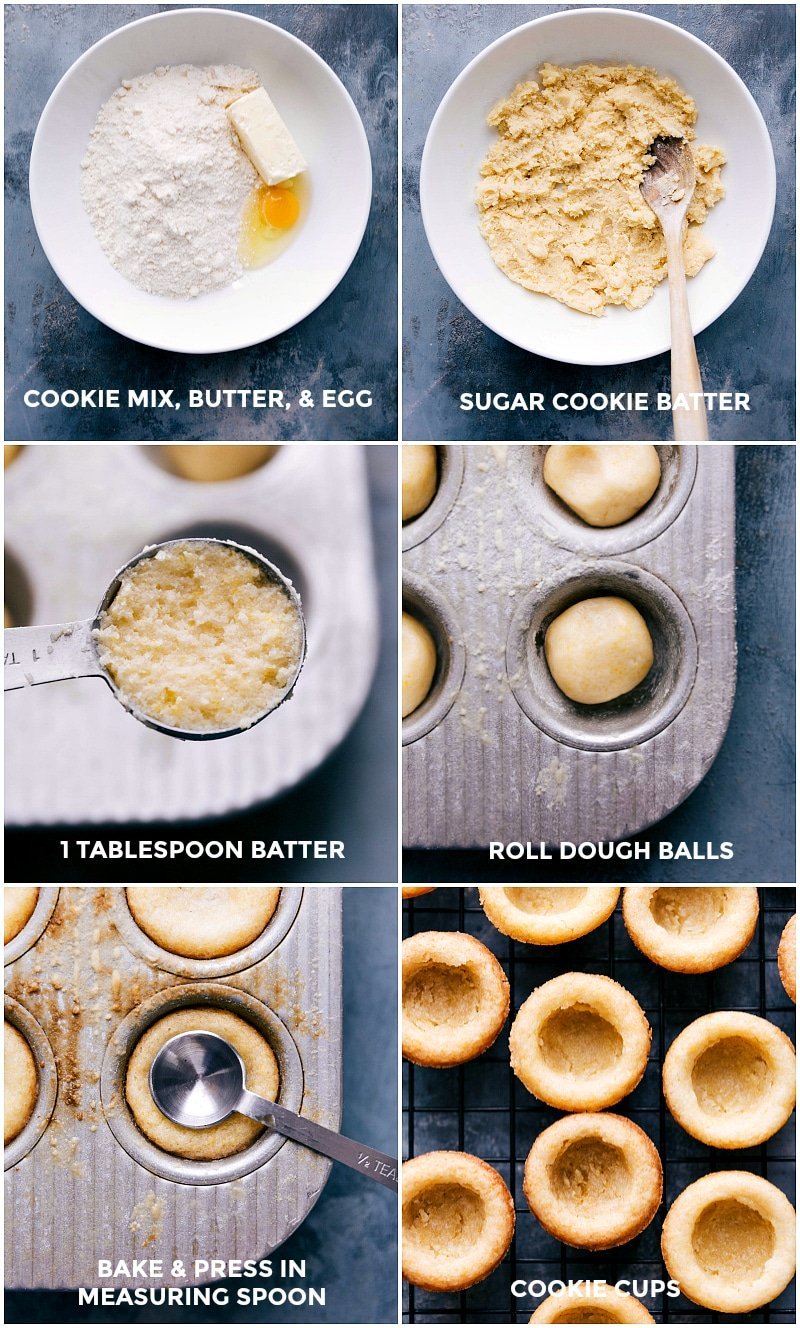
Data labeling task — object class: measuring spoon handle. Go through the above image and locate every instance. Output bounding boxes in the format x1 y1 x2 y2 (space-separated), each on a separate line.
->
4 620 104 691
237 1090 398 1192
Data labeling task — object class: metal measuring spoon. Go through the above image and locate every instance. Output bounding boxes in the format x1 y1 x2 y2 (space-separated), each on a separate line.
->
640 136 709 442
150 1031 398 1191
3 537 306 740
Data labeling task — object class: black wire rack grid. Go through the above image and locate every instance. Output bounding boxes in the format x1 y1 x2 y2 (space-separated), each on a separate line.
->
402 886 796 1325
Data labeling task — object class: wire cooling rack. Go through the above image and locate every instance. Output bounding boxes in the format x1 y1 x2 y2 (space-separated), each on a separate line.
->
402 887 797 1324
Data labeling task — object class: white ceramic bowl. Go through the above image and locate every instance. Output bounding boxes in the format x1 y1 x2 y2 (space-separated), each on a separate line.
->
420 7 776 366
30 8 372 353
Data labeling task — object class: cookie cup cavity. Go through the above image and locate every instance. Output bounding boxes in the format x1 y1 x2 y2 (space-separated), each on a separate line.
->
529 1282 655 1323
523 1113 662 1250
622 886 759 972
663 1011 796 1148
510 972 650 1110
480 886 619 944
661 1171 796 1313
402 931 509 1067
402 1150 514 1291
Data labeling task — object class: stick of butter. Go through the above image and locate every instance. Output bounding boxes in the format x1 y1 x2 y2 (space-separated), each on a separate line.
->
227 87 307 186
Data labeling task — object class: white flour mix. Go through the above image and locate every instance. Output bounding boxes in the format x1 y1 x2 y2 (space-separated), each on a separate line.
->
81 64 260 299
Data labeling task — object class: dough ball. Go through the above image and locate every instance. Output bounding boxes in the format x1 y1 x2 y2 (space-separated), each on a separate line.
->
403 612 438 718
126 887 281 958
403 445 438 520
544 445 661 527
4 886 40 944
162 445 278 481
4 445 22 468
5 1021 38 1144
545 596 654 704
125 1007 280 1159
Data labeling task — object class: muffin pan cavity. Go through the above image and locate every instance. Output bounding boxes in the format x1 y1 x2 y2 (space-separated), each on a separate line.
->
101 982 303 1186
4 887 60 965
507 562 698 751
530 444 697 555
402 573 466 745
113 886 302 978
402 446 465 551
4 996 58 1169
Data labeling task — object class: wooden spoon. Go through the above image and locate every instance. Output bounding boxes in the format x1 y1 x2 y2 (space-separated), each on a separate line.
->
640 136 708 441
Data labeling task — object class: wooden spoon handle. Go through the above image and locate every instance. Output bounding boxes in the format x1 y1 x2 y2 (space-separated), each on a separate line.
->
664 224 708 441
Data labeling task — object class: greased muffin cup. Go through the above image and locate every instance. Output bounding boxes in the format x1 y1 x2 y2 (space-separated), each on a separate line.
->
4 886 341 1289
5 444 378 824
403 444 735 848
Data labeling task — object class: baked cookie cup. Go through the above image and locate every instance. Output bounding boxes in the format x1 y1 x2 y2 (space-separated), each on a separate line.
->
661 1171 796 1314
664 1011 796 1148
529 1282 655 1323
402 931 509 1067
402 1150 515 1291
622 886 758 972
479 886 619 945
778 913 795 1002
402 887 437 899
523 1113 662 1250
510 972 650 1110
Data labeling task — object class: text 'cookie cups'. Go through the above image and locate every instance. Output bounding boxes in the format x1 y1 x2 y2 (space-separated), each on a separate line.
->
524 1113 662 1250
402 1150 514 1291
510 972 650 1110
480 886 619 945
622 886 759 972
402 931 509 1067
663 1011 796 1149
529 1282 655 1323
778 913 796 1002
661 1171 796 1313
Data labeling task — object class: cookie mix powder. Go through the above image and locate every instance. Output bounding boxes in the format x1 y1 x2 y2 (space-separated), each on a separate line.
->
81 64 260 299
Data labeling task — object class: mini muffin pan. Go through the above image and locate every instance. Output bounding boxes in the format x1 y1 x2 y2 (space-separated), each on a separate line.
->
4 885 342 1289
4 445 379 823
402 445 735 847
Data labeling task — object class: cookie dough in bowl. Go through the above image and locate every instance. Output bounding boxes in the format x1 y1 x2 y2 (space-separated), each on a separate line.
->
523 1113 662 1250
663 1011 796 1148
126 887 281 959
661 1171 796 1313
545 597 654 704
622 886 759 972
402 1150 515 1290
4 886 40 944
479 886 619 944
125 1007 279 1159
4 1020 39 1145
544 446 661 527
403 931 509 1066
510 972 650 1110
778 913 796 1001
529 1282 655 1323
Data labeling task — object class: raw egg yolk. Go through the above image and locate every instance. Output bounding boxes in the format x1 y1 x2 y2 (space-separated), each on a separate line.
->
260 185 300 230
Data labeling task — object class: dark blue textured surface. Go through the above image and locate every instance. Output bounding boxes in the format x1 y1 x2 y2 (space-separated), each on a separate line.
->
404 445 796 883
4 4 398 441
4 886 398 1325
402 4 796 441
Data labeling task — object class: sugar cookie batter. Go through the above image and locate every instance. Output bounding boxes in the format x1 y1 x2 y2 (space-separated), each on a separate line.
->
5 1021 38 1144
477 63 725 316
5 886 40 944
126 887 281 957
94 540 303 733
125 1007 280 1159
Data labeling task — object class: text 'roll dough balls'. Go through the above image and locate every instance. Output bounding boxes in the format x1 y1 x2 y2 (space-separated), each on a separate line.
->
545 596 654 704
544 445 661 526
403 612 438 717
